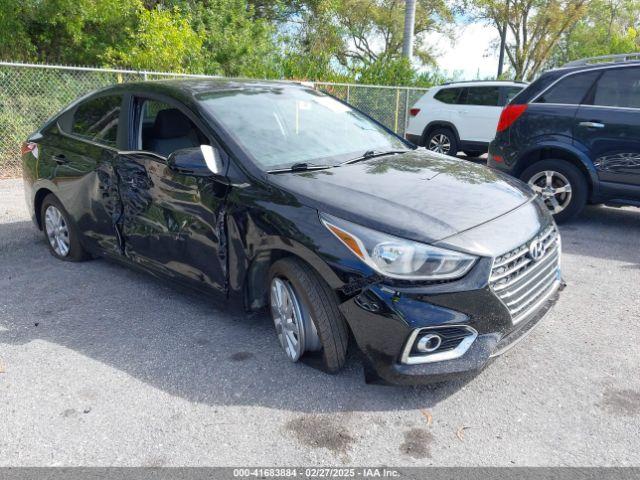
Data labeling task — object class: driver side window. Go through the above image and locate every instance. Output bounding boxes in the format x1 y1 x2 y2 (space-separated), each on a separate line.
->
136 99 208 158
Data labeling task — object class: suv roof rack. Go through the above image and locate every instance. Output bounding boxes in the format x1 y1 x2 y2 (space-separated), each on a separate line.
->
563 53 640 67
441 79 528 86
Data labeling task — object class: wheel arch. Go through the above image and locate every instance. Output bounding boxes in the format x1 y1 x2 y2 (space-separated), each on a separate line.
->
242 243 344 312
421 121 461 147
33 187 55 230
515 143 599 199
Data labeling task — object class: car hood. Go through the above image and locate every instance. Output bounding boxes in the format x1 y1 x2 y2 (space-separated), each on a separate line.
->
267 149 535 245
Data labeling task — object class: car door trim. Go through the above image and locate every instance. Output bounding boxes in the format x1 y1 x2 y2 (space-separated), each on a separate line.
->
117 150 168 162
56 122 120 152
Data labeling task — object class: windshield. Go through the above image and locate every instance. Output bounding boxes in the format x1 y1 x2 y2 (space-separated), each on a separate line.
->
198 87 409 170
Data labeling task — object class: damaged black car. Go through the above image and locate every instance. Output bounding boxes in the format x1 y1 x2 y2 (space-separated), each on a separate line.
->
21 80 563 384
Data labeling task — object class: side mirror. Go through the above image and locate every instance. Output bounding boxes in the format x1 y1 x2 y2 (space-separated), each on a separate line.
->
167 145 226 178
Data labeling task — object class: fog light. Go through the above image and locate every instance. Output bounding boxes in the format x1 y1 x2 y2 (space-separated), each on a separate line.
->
416 334 442 353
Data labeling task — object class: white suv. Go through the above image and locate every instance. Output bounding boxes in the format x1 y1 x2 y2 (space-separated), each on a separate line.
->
405 81 526 157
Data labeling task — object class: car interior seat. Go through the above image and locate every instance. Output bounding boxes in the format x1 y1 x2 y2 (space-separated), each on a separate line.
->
144 108 200 157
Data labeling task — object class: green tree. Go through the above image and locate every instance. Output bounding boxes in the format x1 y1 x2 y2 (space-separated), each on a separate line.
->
103 6 203 72
471 0 589 80
333 0 453 67
279 0 453 81
193 0 281 78
0 0 140 65
0 0 35 61
549 0 640 66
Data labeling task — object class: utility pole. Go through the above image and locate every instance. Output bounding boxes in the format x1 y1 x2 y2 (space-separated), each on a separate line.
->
402 0 417 60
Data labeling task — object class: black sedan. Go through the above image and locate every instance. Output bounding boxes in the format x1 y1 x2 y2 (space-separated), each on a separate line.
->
21 79 563 384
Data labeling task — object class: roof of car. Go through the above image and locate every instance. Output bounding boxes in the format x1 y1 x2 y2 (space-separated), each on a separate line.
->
543 59 640 77
97 78 311 101
439 80 528 87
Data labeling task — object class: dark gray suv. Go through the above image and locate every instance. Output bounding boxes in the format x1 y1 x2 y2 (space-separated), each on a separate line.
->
489 53 640 222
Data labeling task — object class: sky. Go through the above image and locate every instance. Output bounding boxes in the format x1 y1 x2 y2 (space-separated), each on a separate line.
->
426 22 501 80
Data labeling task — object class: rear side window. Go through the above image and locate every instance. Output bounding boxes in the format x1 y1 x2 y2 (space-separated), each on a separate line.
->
71 95 122 147
593 67 640 108
434 88 462 104
535 71 599 105
464 87 500 106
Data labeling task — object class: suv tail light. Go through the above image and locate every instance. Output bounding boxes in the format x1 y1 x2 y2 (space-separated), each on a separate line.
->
497 104 528 132
409 108 421 117
21 142 37 155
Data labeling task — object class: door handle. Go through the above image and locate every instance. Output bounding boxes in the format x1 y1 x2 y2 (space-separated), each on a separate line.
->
579 121 605 129
52 154 68 165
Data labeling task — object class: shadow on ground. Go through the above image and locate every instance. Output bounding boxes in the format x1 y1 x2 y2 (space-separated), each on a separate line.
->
2 201 639 414
558 205 640 264
0 220 471 414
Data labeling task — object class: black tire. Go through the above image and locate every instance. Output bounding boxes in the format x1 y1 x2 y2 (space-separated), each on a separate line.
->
520 159 588 223
40 194 89 261
425 128 459 156
268 257 349 373
463 150 484 158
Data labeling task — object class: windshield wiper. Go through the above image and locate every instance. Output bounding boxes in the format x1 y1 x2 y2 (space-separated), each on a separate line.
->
267 162 333 174
339 149 408 166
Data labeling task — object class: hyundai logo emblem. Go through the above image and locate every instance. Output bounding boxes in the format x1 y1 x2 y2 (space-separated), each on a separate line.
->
528 239 545 261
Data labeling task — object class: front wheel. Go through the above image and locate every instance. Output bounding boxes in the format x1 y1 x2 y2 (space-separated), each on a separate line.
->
520 160 588 223
268 257 349 373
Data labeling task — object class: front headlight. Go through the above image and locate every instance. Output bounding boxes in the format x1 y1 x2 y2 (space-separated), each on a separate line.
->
321 214 477 281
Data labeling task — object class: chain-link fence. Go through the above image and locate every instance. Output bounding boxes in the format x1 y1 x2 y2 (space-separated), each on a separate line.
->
315 82 428 138
0 62 429 177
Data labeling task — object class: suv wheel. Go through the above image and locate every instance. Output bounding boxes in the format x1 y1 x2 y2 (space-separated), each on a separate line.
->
425 128 458 156
520 160 587 223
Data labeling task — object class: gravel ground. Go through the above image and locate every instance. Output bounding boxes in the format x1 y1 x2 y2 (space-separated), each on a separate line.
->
1 177 639 467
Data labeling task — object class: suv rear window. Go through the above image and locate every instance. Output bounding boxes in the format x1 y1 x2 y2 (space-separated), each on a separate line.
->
593 67 640 108
503 86 524 105
71 95 122 147
535 71 599 105
464 86 500 106
434 88 462 104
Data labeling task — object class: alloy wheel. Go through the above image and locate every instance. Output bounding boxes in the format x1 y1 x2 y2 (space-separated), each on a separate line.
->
44 205 70 257
270 277 320 362
528 170 573 214
428 134 451 154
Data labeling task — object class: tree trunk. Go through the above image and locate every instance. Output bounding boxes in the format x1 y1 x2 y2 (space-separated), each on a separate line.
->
402 0 417 60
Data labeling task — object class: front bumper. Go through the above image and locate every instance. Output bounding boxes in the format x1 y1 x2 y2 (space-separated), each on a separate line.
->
339 274 563 386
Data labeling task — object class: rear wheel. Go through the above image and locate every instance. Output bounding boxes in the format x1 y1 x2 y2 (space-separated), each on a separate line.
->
41 194 89 261
268 257 349 373
425 128 458 156
520 159 588 223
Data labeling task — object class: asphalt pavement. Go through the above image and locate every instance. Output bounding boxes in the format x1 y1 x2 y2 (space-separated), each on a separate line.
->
1 177 639 466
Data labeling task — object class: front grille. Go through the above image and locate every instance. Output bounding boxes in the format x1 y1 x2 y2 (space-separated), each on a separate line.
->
489 225 561 324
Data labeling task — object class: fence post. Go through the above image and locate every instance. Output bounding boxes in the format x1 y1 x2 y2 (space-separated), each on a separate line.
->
403 89 410 135
394 88 400 133
346 85 350 103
